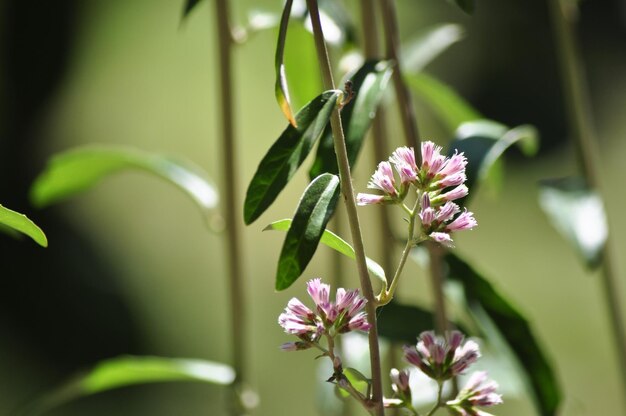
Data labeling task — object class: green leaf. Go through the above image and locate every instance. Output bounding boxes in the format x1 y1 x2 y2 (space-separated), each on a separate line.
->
275 174 340 291
340 367 370 396
538 177 607 269
378 301 438 344
22 356 234 415
0 205 47 247
30 146 218 215
182 0 202 18
402 24 465 73
275 0 297 126
309 60 393 179
264 219 386 286
282 23 321 111
449 0 475 14
449 120 539 204
407 72 481 132
244 90 341 225
445 253 561 416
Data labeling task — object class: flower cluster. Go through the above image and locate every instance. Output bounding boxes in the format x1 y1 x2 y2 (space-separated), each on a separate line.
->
403 331 480 381
278 278 371 351
357 142 477 246
447 371 503 416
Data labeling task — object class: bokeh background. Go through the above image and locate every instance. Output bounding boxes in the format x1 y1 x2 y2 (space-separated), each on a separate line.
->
1 0 626 414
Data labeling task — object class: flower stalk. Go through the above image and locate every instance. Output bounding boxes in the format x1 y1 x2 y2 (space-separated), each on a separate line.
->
214 0 249 412
549 0 626 397
305 1 385 413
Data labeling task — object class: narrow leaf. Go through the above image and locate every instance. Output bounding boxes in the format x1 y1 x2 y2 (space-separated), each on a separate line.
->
244 90 341 225
407 72 481 132
22 356 234 415
283 23 321 111
449 0 475 14
402 24 465 73
445 253 561 416
309 60 393 179
182 0 202 18
0 205 47 247
538 177 607 269
449 120 539 205
276 174 340 290
264 219 386 285
378 302 441 344
30 146 218 215
275 0 297 126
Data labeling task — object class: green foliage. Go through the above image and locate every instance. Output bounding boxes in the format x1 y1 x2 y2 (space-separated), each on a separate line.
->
275 174 340 291
264 219 386 286
337 367 370 398
309 60 393 179
449 120 539 205
449 0 475 14
0 205 47 247
378 301 444 344
31 146 218 216
275 0 297 126
22 356 234 415
407 72 481 132
243 90 341 225
182 0 202 18
445 253 562 416
401 23 465 73
538 176 607 269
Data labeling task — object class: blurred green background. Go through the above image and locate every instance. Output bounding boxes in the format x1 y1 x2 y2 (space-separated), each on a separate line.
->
1 0 626 414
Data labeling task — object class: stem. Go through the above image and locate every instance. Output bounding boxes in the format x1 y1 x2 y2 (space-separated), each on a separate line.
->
379 0 421 152
379 0 451 337
214 0 248 412
360 0 395 278
306 1 385 414
378 198 421 306
549 0 626 396
425 382 443 416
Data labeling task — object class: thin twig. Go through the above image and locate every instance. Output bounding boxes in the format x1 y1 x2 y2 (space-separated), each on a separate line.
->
214 0 248 412
306 1 385 414
549 0 626 397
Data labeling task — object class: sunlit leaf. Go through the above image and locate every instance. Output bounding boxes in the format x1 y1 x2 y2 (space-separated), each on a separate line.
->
264 219 386 286
30 146 218 215
276 174 340 290
445 253 561 416
449 120 539 204
407 72 481 132
275 0 298 126
283 23 321 111
538 177 607 269
0 205 47 247
182 0 202 19
449 0 475 14
340 367 370 396
402 24 464 73
244 90 341 225
22 356 234 415
309 60 393 179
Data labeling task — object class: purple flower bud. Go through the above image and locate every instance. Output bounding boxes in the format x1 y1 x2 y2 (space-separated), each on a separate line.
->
430 232 454 247
447 371 502 415
356 193 386 206
420 207 436 226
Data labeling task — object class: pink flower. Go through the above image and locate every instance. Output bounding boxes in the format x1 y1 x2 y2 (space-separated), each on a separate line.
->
446 210 477 232
404 331 481 381
368 161 397 196
347 312 372 332
421 141 446 175
447 371 502 416
390 147 418 184
390 368 412 403
438 151 467 178
436 202 461 222
430 232 454 247
356 193 386 206
442 185 469 202
307 278 332 315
